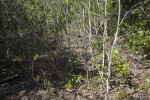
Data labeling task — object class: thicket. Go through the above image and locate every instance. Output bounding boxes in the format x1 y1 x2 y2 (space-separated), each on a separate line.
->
0 0 150 99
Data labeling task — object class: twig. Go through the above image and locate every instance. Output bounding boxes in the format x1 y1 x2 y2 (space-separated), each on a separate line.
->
0 74 19 84
130 54 150 65
119 1 148 26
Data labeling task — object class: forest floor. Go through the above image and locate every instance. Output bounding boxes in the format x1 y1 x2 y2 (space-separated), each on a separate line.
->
0 54 150 100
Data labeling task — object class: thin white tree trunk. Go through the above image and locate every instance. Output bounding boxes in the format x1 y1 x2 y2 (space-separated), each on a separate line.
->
88 0 94 68
105 0 121 99
103 0 107 92
82 0 89 87
66 0 71 52
96 0 104 88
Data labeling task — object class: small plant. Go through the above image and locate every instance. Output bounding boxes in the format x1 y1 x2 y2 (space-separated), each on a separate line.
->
64 74 84 89
120 84 124 89
67 56 81 72
138 83 149 92
138 77 150 92
46 81 55 99
96 49 130 79
114 57 130 78
8 67 21 77
116 92 133 100
95 64 102 68
35 72 54 99
35 75 41 82
32 54 39 78
33 54 39 61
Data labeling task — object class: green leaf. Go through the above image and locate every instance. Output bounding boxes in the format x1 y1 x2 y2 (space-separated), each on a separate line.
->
62 0 67 4
146 78 150 85
91 57 95 62
74 61 77 63
34 54 38 61
113 53 117 58
104 66 108 68
113 49 118 55
104 72 109 76
139 55 143 59
57 11 60 16
95 64 102 67
69 59 71 62
113 49 118 58
112 62 114 65
144 55 147 57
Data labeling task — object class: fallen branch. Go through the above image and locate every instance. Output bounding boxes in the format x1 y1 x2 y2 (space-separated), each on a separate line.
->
0 74 19 84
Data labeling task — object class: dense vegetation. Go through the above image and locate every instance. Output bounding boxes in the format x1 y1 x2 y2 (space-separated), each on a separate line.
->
0 0 150 100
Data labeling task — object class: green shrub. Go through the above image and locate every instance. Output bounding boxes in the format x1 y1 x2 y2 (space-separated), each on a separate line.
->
116 92 133 100
113 57 130 78
64 74 84 89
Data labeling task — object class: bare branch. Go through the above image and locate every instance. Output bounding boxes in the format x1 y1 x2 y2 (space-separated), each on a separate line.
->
119 1 148 26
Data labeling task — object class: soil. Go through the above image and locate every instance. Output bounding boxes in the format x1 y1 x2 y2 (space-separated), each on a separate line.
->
0 58 150 100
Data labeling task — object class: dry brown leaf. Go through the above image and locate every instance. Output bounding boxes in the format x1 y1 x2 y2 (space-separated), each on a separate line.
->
84 93 88 97
66 88 74 92
89 94 100 99
126 89 134 93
